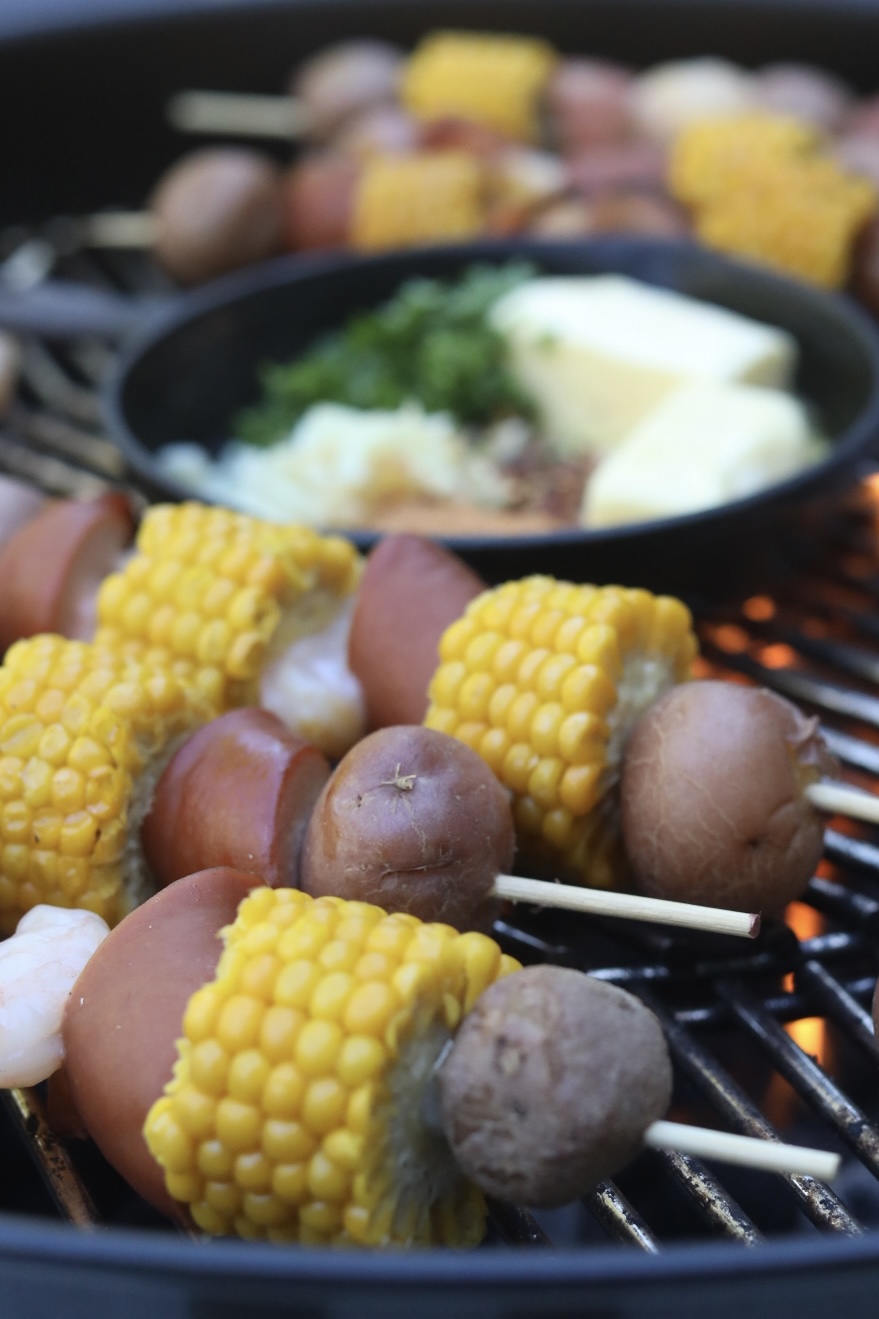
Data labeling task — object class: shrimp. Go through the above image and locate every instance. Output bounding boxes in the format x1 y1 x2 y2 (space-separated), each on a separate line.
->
0 905 109 1088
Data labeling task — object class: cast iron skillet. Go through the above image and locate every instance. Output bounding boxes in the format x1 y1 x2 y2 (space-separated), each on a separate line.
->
103 234 879 597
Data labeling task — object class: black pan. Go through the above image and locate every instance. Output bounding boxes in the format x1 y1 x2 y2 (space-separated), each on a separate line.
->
102 234 879 597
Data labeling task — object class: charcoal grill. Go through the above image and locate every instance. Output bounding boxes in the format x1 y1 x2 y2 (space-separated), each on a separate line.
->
4 1 879 1315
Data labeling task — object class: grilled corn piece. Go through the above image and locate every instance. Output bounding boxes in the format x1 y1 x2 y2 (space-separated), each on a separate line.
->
94 502 363 753
144 886 520 1246
669 111 877 288
350 150 486 252
401 30 557 143
0 634 209 933
424 577 698 889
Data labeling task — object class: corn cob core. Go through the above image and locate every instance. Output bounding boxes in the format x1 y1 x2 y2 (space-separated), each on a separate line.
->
0 634 208 933
401 31 558 143
669 112 877 288
144 887 521 1247
424 578 698 890
350 151 486 252
94 503 362 717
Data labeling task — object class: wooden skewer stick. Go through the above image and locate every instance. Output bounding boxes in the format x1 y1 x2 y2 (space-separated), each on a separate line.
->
79 212 159 249
166 90 310 140
492 874 760 939
644 1120 840 1181
808 779 879 826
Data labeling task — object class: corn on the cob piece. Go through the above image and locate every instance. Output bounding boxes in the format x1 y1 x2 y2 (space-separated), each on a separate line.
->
424 577 698 890
668 111 820 208
694 157 876 289
144 886 520 1247
0 633 209 933
401 31 557 143
668 111 877 288
93 503 362 745
350 150 486 252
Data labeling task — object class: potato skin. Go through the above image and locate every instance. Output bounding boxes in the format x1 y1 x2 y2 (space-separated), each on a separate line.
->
299 724 514 930
438 965 671 1206
621 681 838 914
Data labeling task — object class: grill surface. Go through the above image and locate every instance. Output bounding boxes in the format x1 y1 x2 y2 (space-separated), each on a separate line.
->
2 233 879 1317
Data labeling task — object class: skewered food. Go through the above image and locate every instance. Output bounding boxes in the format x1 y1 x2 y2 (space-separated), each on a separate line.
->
141 708 331 891
0 492 136 654
425 575 698 889
620 680 839 913
0 633 211 933
347 534 484 730
0 903 109 1088
53 874 832 1246
149 148 287 285
93 502 365 757
300 724 513 930
669 110 877 287
290 40 405 140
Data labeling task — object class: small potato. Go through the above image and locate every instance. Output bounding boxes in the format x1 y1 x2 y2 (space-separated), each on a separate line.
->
151 148 286 285
438 965 671 1207
300 724 514 929
620 681 838 915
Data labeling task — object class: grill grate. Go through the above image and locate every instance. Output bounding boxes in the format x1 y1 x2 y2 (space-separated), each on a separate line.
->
2 228 879 1256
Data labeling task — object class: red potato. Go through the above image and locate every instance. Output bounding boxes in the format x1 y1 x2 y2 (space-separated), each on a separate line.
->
150 148 287 285
141 708 331 891
60 868 259 1216
544 58 635 154
0 491 135 654
289 39 405 141
347 534 486 730
282 152 360 250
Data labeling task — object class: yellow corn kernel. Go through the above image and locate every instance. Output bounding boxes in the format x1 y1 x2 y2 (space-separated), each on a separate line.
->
0 634 209 933
401 30 557 142
95 502 362 723
351 151 486 253
425 576 698 889
669 111 877 288
144 888 519 1247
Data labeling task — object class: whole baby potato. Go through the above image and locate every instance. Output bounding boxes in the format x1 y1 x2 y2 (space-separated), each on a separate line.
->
438 965 672 1206
299 724 514 930
620 681 838 914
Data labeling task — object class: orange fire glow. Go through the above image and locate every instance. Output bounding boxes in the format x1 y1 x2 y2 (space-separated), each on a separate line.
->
783 902 829 1068
742 595 777 622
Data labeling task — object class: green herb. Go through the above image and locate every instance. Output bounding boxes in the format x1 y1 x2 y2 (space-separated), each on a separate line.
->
235 262 537 447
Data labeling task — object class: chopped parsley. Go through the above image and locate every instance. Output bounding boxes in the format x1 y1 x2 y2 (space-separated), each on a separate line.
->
235 262 538 447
